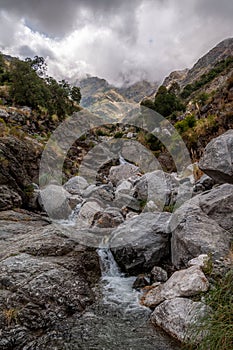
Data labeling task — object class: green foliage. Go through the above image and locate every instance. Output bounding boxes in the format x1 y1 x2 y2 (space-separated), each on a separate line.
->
153 86 185 117
195 92 209 106
9 59 49 109
114 131 123 138
181 56 233 98
6 56 81 120
141 85 185 118
187 270 233 350
175 115 196 133
0 53 11 84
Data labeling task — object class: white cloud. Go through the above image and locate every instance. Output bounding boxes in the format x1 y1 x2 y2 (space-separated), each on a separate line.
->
0 0 232 85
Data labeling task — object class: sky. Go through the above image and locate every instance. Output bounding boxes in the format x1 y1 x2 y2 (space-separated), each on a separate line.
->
0 0 233 86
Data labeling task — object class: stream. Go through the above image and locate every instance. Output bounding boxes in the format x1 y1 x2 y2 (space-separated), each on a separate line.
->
68 248 181 349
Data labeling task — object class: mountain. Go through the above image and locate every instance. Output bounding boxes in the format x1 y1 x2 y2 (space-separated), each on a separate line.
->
78 76 159 109
163 38 233 88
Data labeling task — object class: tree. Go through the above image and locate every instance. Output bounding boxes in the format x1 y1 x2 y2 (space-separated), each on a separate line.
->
153 86 185 118
9 59 49 108
25 56 47 77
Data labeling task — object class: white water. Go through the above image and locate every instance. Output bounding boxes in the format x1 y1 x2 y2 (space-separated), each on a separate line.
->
98 248 144 312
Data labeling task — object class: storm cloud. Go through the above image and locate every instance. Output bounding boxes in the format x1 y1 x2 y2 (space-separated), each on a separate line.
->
0 0 232 85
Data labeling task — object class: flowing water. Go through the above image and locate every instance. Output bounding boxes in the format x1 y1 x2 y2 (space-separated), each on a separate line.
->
69 248 181 349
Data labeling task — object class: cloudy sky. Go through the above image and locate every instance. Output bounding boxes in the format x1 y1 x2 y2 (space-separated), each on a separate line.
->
0 0 232 86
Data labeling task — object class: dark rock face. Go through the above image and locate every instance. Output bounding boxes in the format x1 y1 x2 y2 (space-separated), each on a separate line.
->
0 210 101 349
199 130 233 184
0 136 42 210
0 185 22 210
111 212 171 274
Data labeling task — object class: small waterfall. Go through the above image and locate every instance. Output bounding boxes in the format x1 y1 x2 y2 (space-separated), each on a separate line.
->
97 248 143 311
68 202 82 223
98 248 122 277
119 154 129 165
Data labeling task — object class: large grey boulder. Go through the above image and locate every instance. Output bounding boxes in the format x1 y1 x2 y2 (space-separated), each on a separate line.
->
171 184 233 268
111 212 171 274
0 211 101 348
199 130 233 184
194 183 233 233
134 170 179 210
109 163 140 186
40 184 72 220
63 176 89 195
151 297 209 343
76 200 104 228
141 266 209 308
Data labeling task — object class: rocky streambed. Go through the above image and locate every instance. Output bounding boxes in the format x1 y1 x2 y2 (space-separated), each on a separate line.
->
0 130 232 349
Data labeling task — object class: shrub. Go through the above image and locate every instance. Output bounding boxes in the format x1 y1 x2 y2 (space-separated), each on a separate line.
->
187 270 233 350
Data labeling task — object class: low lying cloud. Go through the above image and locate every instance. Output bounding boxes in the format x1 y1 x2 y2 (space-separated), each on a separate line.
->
0 0 232 85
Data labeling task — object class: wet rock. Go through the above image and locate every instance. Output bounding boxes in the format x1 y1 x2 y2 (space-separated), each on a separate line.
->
133 275 150 290
141 266 209 308
68 194 83 210
151 297 209 343
111 212 171 274
150 266 168 284
40 184 72 220
63 176 89 195
199 130 233 184
109 163 140 186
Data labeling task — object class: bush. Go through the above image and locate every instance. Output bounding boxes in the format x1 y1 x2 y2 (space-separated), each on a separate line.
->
187 270 233 350
175 115 196 134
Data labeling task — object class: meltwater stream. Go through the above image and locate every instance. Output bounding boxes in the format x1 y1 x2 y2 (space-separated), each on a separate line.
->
72 248 181 350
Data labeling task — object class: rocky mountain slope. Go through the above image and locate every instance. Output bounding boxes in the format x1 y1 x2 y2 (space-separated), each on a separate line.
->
78 76 158 108
163 38 233 88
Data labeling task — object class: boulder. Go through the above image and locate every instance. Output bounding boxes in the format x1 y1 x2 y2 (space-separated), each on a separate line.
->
92 207 124 228
115 180 133 195
141 266 209 308
109 163 140 186
150 266 168 284
111 212 171 274
0 211 101 347
83 184 114 204
194 183 233 233
199 130 233 184
76 200 104 228
133 275 150 290
63 176 89 195
171 189 232 268
40 184 72 220
134 170 179 210
151 297 209 343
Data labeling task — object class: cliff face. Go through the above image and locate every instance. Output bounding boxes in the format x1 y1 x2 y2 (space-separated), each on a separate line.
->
163 38 233 89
